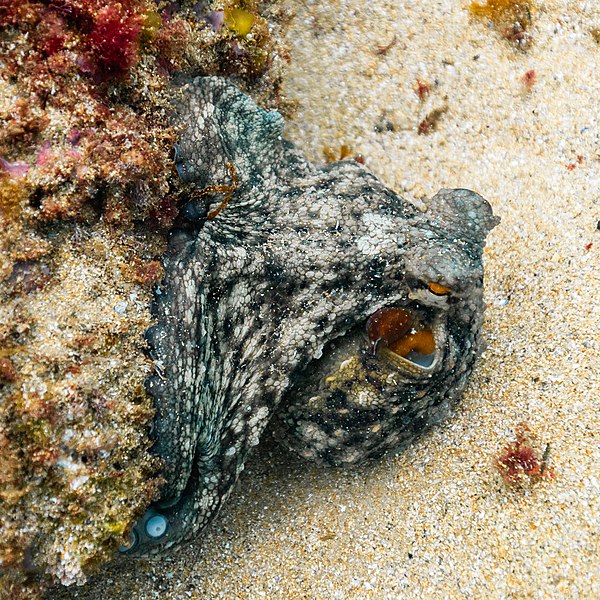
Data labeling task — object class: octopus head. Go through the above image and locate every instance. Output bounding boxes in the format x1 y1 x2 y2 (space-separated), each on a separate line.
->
275 187 499 466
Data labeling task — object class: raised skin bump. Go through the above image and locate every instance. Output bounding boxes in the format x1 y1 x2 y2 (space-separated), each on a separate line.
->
124 77 499 556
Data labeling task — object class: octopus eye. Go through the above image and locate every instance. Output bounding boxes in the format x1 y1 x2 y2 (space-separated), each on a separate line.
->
366 307 413 352
426 282 451 296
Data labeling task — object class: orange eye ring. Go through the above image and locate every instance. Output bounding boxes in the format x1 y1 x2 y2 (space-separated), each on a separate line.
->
427 282 451 296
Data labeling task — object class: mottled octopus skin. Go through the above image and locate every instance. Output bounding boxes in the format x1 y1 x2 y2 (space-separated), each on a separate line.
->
127 77 499 555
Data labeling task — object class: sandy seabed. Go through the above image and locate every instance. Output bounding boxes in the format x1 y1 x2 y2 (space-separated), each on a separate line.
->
50 1 599 598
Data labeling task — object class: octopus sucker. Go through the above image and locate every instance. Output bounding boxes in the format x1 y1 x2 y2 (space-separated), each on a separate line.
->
124 77 499 555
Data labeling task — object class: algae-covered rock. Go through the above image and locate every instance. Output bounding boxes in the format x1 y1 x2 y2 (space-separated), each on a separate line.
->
0 1 288 596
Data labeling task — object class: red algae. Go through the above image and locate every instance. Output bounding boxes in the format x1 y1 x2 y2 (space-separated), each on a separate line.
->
520 68 536 90
418 106 448 135
496 423 555 486
88 3 144 81
414 79 431 101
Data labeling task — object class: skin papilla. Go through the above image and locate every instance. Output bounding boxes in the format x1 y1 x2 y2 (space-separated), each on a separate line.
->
122 76 499 556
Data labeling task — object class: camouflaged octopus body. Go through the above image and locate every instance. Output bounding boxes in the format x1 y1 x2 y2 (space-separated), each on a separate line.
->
124 77 498 555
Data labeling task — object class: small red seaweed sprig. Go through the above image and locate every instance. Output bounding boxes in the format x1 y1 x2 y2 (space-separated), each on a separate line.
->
496 422 555 486
414 79 431 102
86 2 145 81
520 69 536 90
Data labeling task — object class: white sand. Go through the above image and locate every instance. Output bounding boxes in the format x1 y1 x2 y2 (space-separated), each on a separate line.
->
51 1 599 598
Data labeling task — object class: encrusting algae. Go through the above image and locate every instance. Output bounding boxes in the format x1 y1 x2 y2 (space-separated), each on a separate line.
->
0 1 290 597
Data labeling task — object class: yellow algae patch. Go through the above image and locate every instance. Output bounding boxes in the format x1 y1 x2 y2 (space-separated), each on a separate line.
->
225 8 256 36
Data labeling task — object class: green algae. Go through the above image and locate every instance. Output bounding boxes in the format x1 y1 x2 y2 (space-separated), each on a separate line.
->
225 8 256 37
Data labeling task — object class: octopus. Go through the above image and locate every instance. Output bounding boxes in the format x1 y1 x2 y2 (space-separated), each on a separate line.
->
120 77 499 555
